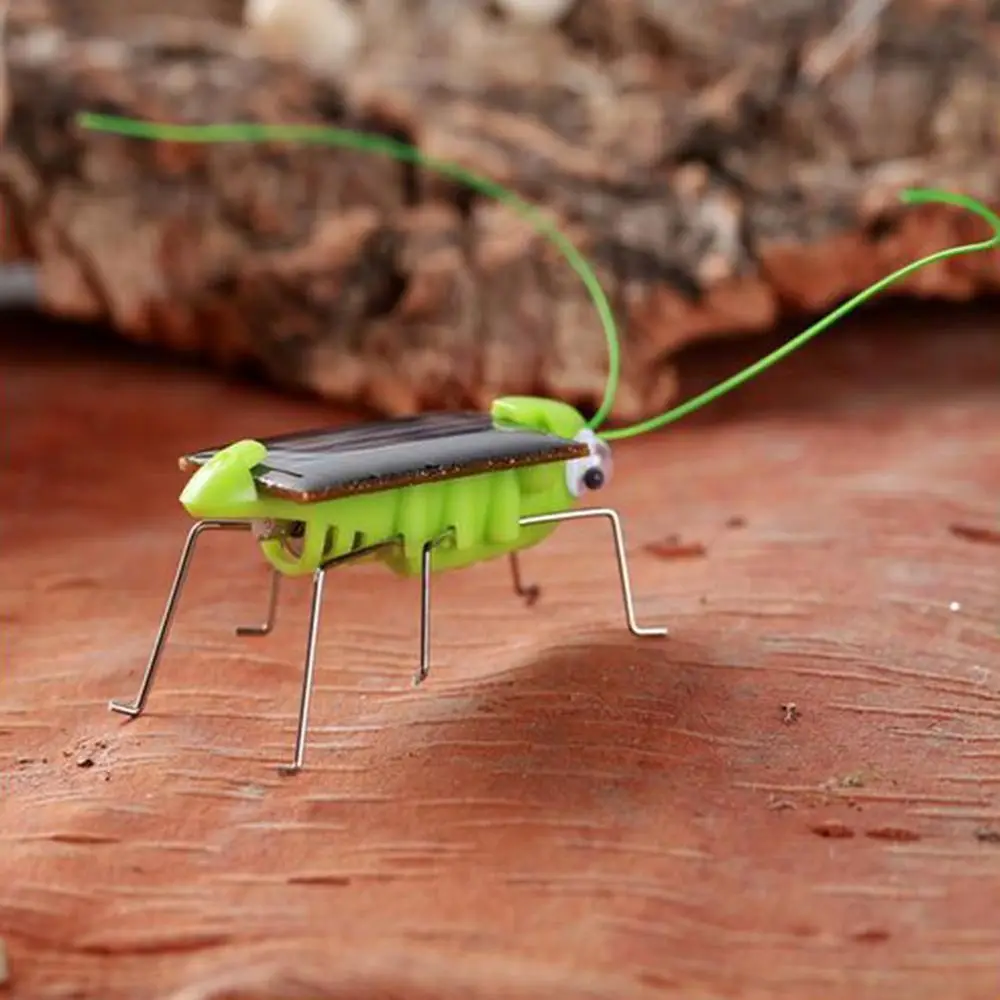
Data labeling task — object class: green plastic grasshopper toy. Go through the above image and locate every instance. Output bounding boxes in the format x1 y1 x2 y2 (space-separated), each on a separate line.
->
79 114 1000 772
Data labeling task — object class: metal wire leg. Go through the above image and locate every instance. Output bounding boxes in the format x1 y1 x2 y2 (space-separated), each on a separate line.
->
110 520 252 718
509 552 540 607
236 569 281 636
518 508 668 637
414 529 455 686
282 537 402 773
281 566 327 774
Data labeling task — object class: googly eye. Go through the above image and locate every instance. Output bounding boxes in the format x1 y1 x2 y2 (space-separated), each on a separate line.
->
566 429 614 497
593 438 613 483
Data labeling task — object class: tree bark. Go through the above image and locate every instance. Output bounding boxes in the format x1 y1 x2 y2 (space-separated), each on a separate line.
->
3 0 999 421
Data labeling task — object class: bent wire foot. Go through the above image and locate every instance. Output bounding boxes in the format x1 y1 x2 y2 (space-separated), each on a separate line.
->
236 568 281 636
509 552 540 607
518 507 668 638
413 528 457 687
282 537 401 774
110 520 253 718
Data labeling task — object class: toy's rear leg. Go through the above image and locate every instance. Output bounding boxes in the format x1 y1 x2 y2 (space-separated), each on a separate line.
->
110 520 253 718
282 565 326 775
282 537 401 774
509 552 540 607
236 568 281 636
413 528 456 687
518 508 668 637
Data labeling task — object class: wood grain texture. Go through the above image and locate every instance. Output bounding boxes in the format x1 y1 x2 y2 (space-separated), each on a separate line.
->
2 305 1000 999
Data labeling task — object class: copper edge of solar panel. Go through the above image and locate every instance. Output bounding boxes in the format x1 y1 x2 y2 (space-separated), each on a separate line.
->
177 412 590 503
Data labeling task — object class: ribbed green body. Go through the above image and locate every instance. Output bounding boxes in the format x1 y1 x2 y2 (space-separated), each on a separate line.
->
178 397 589 578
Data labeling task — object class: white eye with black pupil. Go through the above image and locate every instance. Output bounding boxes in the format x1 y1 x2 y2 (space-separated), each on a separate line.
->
566 429 613 498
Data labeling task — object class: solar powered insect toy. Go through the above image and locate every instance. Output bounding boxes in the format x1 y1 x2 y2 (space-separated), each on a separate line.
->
79 114 1000 772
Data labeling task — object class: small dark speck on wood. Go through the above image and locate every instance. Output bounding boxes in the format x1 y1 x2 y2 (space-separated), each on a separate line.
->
645 535 707 560
974 827 1000 844
810 820 855 839
781 703 799 725
949 523 1000 547
851 927 891 944
865 827 922 843
837 773 865 789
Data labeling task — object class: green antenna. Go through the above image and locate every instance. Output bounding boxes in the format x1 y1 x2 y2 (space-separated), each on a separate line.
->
601 189 1000 441
75 112 624 431
75 115 999 443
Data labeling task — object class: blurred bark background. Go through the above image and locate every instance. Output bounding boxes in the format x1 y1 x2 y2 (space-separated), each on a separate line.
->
2 0 999 420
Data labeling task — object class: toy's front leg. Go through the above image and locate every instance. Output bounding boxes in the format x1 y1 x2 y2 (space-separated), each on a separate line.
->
281 536 402 774
518 508 667 637
281 563 327 775
110 520 253 718
413 528 457 687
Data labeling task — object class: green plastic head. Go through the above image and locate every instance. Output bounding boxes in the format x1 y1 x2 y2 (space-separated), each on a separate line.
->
179 439 267 519
490 396 588 440
491 395 612 501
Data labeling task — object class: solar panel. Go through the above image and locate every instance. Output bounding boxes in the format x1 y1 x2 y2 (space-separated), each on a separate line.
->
179 412 589 502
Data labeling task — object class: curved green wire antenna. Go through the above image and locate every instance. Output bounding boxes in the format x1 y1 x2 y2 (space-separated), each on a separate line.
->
75 112 623 431
72 114 1000 445
601 189 1000 441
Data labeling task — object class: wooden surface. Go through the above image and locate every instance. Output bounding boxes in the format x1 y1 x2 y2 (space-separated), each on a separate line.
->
2 305 1000 999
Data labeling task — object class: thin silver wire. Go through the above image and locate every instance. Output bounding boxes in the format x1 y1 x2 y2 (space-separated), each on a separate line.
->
113 507 665 773
284 536 402 773
236 568 281 636
509 551 540 606
109 520 253 717
414 528 456 687
518 507 668 637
